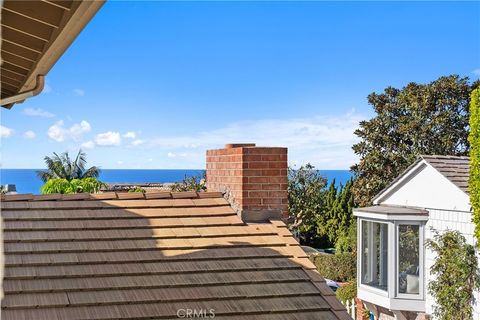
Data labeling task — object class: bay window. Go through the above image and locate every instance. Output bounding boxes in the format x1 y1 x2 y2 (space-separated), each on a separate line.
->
361 220 389 291
397 224 421 296
355 205 427 312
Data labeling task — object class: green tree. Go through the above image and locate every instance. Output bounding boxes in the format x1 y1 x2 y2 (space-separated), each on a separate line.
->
426 230 480 320
318 179 355 246
288 164 327 245
40 178 105 194
470 89 480 243
352 75 479 206
36 150 100 182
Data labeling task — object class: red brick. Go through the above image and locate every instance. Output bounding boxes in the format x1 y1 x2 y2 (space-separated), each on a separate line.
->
243 198 262 205
248 191 270 198
262 198 283 205
268 191 288 198
206 143 288 219
244 183 263 190
262 184 281 190
262 169 280 176
268 162 288 169
247 161 270 169
248 177 270 183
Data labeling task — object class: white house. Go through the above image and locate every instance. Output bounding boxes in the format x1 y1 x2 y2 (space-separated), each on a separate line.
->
354 155 475 320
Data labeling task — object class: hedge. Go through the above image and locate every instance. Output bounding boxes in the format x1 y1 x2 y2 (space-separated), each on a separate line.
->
336 281 357 302
310 252 356 282
470 88 480 243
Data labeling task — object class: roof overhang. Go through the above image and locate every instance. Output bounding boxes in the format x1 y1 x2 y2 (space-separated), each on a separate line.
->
372 159 426 205
354 205 429 221
1 0 105 109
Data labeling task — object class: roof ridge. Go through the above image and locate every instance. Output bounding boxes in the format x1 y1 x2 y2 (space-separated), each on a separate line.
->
420 154 470 160
0 191 224 202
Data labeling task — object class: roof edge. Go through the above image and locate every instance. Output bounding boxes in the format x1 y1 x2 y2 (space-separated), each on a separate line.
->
372 158 426 204
1 191 224 202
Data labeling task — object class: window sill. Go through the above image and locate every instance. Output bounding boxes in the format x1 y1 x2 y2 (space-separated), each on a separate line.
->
358 286 425 312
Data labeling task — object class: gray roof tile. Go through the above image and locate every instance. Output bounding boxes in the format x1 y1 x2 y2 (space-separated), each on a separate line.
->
421 155 470 194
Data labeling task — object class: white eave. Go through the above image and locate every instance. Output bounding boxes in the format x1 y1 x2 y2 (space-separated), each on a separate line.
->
354 205 429 221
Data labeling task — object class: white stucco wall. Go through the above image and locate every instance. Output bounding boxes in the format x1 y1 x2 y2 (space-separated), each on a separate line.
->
377 162 477 319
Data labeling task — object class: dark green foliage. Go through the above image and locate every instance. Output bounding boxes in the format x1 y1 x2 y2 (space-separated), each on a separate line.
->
288 164 328 245
352 75 479 206
288 164 356 248
37 150 100 183
470 89 480 243
171 173 206 192
336 281 357 302
335 222 357 254
318 179 355 246
40 178 105 194
426 230 480 320
309 253 357 282
128 187 146 193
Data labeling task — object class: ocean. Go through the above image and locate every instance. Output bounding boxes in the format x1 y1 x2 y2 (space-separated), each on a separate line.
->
0 169 352 195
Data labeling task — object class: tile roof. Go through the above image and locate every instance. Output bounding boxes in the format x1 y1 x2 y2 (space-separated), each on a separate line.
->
420 155 470 194
1 191 349 320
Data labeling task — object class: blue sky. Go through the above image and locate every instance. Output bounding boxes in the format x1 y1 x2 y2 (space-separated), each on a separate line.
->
1 1 479 169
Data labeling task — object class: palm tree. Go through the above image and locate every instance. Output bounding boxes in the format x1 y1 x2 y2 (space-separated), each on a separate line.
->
36 150 100 182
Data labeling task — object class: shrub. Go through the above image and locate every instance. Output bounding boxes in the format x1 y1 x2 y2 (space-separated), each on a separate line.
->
128 187 146 193
310 252 356 282
470 88 480 243
41 178 105 194
336 281 357 302
335 222 357 254
426 229 480 319
170 174 206 192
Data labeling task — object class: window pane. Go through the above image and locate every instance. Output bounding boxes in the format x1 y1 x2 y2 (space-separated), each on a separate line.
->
361 221 389 291
398 225 420 294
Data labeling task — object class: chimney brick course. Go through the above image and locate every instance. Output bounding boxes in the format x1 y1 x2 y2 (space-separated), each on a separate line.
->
206 143 288 222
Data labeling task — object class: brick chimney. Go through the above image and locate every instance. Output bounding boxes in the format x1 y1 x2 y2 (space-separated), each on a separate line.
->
206 143 288 222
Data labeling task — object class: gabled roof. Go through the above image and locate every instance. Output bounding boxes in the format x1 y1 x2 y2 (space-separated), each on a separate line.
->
421 155 470 194
373 155 470 203
1 191 349 320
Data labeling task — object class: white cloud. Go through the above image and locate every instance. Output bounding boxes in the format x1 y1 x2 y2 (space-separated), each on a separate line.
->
0 125 13 138
47 121 65 142
70 121 91 137
73 88 85 96
123 131 136 139
23 107 55 118
117 160 124 165
95 131 121 146
131 139 144 146
80 140 95 150
151 111 366 169
47 120 91 142
147 158 153 162
23 130 36 139
167 152 188 158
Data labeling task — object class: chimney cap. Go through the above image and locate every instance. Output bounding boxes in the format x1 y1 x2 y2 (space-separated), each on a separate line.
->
224 143 256 149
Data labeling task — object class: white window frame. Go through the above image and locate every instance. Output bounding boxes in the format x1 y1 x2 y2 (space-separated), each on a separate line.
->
358 218 390 296
395 221 425 300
